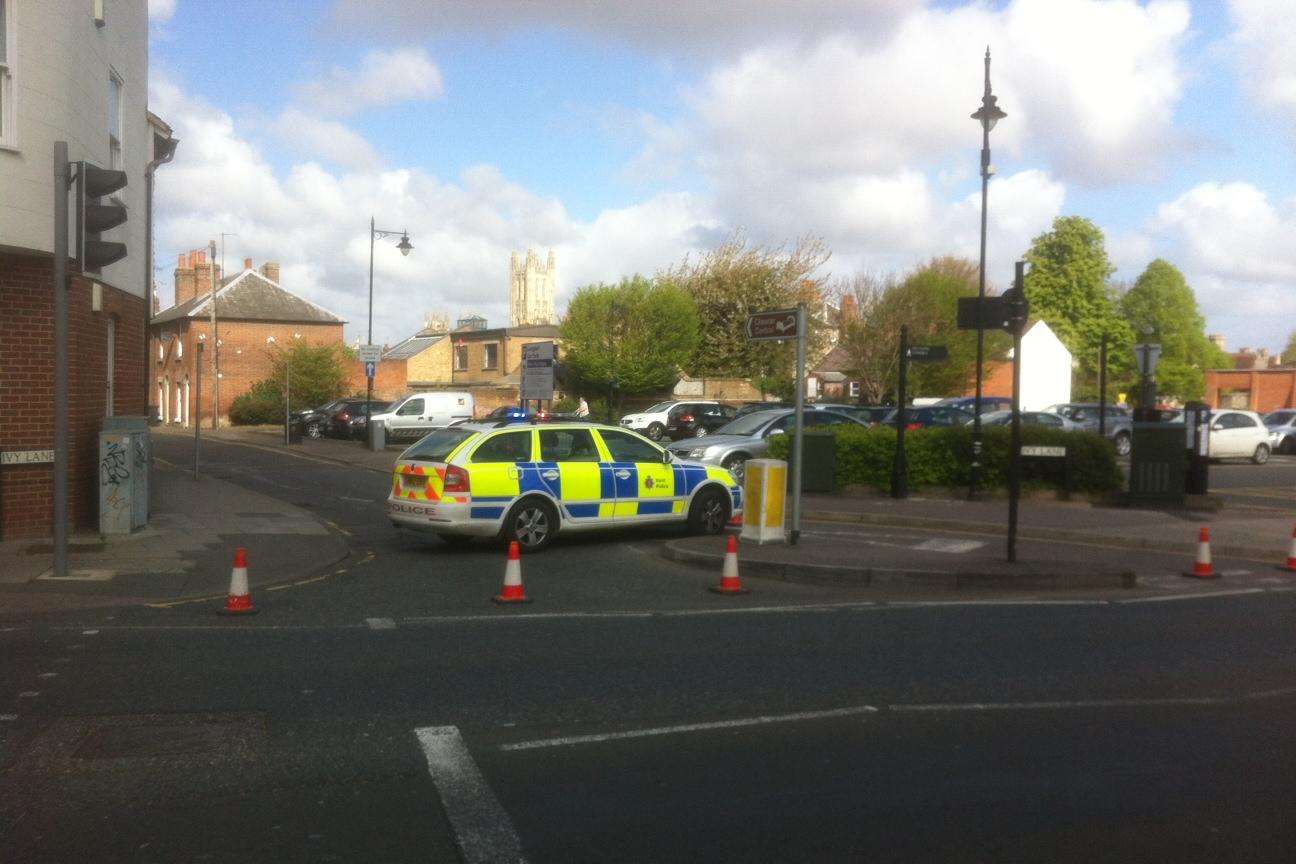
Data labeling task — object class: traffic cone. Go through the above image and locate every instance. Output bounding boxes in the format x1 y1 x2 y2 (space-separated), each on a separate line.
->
709 534 750 595
1279 524 1296 573
492 541 532 604
218 548 259 615
1184 527 1216 579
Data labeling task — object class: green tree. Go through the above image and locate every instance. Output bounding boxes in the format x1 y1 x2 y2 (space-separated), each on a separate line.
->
1023 216 1133 398
264 342 352 413
660 233 830 390
1284 330 1296 363
560 275 700 417
1119 259 1230 402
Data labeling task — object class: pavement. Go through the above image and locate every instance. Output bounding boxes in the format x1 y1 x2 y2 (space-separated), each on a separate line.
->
0 453 349 618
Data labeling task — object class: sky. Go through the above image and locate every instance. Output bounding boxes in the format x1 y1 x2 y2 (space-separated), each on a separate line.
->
147 0 1296 353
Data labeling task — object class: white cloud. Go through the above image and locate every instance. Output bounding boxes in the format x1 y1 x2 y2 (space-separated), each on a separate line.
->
329 0 920 53
149 0 177 21
1228 0 1296 128
149 77 714 345
295 48 444 118
269 110 381 171
1137 181 1296 349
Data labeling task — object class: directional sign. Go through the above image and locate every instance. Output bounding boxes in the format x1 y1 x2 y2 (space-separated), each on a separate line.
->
521 341 556 401
906 345 948 362
358 344 382 363
364 361 376 379
746 309 799 342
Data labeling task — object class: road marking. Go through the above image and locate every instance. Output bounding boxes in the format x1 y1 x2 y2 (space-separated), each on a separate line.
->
338 496 373 505
366 617 396 630
0 714 17 721
890 696 1228 712
500 704 880 752
1116 588 1266 603
16 691 38 699
888 599 1108 607
154 456 176 468
324 520 353 536
414 726 528 864
913 538 986 554
81 629 99 636
37 672 57 679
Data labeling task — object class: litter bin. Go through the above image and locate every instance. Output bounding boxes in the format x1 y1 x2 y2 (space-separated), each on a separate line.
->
369 418 385 451
286 419 304 445
795 430 836 493
99 417 150 534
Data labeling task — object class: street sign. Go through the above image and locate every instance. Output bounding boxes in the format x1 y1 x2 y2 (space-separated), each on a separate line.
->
521 341 556 401
1020 445 1066 458
746 309 799 342
1 450 54 465
358 344 382 364
364 361 376 379
906 345 948 362
957 296 1008 331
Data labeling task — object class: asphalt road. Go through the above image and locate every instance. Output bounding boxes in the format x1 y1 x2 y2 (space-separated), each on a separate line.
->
2 437 1293 863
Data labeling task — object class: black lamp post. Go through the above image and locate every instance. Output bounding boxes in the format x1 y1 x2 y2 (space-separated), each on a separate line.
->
968 46 1007 501
366 217 413 438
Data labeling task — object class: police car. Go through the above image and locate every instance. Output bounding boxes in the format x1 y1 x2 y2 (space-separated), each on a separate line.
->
387 421 743 552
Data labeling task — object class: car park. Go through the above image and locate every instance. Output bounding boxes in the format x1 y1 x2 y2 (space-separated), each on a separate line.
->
734 401 799 417
666 408 866 483
1044 403 1134 456
814 404 893 425
297 398 349 439
619 400 723 441
1208 409 1271 464
342 401 392 439
323 399 388 438
1264 410 1296 455
934 396 1013 415
387 422 742 551
880 405 974 429
667 403 737 439
371 392 475 441
980 410 1080 430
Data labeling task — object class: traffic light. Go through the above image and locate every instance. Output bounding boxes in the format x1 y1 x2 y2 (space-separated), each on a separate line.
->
1002 287 1030 336
76 161 128 272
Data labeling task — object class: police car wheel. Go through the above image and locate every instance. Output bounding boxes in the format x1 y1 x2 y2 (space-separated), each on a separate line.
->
646 422 665 441
504 498 557 552
688 488 730 536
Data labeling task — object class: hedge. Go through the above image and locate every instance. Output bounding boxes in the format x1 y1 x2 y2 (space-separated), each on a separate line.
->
228 379 285 426
768 424 1123 493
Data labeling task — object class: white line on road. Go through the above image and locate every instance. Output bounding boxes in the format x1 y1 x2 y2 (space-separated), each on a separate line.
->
889 696 1228 712
0 714 16 721
365 617 396 630
500 704 880 752
81 629 99 635
888 599 1108 607
414 726 528 864
1115 588 1266 603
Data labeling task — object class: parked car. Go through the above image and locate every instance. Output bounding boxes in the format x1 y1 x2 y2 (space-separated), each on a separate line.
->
324 399 388 438
1208 409 1271 464
670 403 737 439
734 401 799 417
1264 410 1296 455
815 404 893 425
344 401 392 439
665 408 867 483
980 410 1080 431
370 392 476 441
1043 403 1134 456
619 400 723 441
298 398 349 439
934 396 1013 415
880 405 974 429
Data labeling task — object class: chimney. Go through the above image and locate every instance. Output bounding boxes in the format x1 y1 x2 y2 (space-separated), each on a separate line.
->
243 257 253 270
838 294 858 338
260 261 281 283
193 249 213 300
1208 333 1226 351
173 249 200 306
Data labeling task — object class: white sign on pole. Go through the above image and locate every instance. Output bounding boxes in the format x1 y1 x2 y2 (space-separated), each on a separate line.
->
1 450 55 465
521 342 556 401
1020 445 1067 458
358 344 383 364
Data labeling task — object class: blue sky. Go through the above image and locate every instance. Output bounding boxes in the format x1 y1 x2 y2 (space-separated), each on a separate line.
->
148 0 1296 352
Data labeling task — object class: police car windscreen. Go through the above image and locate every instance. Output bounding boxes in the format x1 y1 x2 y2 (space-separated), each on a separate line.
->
402 429 475 462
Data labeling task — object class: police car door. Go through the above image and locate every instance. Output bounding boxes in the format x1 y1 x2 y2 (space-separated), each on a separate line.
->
598 428 677 520
466 429 534 521
534 427 611 523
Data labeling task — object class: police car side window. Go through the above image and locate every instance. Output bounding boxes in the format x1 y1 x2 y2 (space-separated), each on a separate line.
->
472 431 533 464
540 429 600 462
600 430 662 463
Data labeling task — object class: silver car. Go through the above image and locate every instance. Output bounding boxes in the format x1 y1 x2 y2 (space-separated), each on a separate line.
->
665 408 866 483
1264 409 1296 455
981 410 1081 431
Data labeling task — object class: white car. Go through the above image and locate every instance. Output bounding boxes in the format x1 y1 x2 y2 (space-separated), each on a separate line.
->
619 400 721 441
1208 410 1271 464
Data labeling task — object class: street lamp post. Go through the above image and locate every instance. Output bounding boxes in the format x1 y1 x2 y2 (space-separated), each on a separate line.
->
968 46 1007 501
366 217 413 440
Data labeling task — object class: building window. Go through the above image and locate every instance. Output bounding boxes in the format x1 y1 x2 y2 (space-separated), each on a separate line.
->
157 341 164 361
108 70 123 169
482 343 499 370
849 382 861 398
0 0 14 148
175 336 182 358
454 344 468 371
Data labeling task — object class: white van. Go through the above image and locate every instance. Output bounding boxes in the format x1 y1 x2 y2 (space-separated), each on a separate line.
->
373 392 475 440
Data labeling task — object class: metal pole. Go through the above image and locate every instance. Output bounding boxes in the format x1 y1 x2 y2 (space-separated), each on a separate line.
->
284 352 291 445
1007 262 1025 563
1098 334 1108 437
790 304 807 545
970 51 994 502
208 240 218 429
892 325 909 499
53 142 70 578
366 217 375 439
194 343 202 479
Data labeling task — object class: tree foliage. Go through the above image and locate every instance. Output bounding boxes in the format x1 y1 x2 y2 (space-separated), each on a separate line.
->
660 233 831 388
1119 259 1229 401
230 342 351 424
559 275 699 407
1284 330 1296 363
1023 216 1133 398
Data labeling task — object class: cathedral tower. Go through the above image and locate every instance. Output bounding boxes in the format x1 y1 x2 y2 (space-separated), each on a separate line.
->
509 248 557 327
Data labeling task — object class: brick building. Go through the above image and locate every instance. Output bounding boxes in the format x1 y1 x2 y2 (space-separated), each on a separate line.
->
0 1 176 539
1205 369 1296 413
150 254 346 426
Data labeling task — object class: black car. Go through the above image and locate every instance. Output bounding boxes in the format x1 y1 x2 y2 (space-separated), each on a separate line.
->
735 401 799 418
344 401 393 439
666 402 737 439
298 398 349 439
881 405 974 429
325 400 389 438
934 396 1013 415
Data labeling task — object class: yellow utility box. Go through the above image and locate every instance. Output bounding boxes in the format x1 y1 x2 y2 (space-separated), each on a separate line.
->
741 459 787 544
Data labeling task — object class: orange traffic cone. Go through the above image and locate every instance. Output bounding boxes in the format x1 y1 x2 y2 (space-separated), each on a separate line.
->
709 534 750 595
1279 524 1296 573
1184 527 1216 579
219 548 259 615
492 541 532 604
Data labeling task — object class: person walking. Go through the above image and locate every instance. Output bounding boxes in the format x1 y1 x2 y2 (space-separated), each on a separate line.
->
575 396 590 418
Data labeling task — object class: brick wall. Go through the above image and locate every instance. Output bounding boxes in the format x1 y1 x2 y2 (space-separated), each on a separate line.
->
1205 370 1296 413
1 252 146 539
150 320 344 424
343 357 408 401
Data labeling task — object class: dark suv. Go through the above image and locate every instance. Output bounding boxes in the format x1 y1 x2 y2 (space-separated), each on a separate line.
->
665 402 737 440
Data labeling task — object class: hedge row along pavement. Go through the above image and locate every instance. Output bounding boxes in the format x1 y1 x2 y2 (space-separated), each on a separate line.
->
768 424 1124 494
